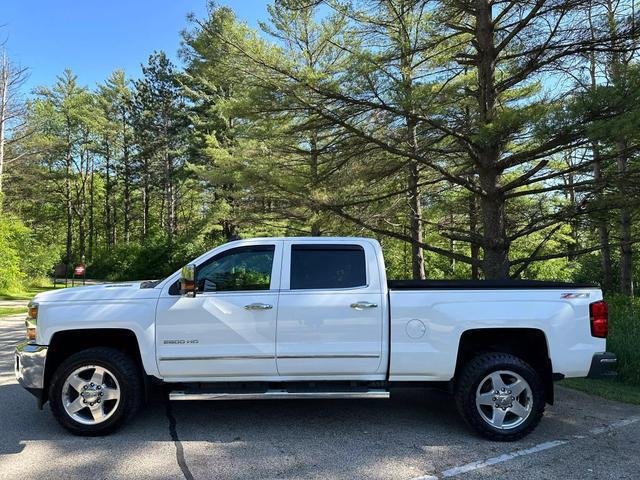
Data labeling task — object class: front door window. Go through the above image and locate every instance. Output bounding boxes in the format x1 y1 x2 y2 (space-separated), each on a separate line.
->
196 245 275 292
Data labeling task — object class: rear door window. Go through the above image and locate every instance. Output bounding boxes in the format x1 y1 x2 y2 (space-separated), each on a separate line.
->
290 244 366 289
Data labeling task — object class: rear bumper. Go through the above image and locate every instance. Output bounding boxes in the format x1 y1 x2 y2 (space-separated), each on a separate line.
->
587 352 617 379
15 341 47 405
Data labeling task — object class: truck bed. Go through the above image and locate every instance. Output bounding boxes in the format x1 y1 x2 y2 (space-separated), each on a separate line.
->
388 279 598 290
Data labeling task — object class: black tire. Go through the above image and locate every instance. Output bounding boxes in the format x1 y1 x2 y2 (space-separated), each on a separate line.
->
454 352 545 441
49 347 143 436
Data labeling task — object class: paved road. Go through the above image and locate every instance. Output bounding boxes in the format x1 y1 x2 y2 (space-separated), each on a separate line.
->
0 300 28 309
1 315 639 480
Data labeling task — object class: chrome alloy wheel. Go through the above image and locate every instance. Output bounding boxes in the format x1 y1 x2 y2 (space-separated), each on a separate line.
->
61 365 121 425
475 370 533 430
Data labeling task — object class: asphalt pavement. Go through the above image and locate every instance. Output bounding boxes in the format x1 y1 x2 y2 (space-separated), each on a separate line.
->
1 315 639 480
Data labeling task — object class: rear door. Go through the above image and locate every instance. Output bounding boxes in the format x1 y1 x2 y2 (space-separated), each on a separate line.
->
276 241 384 376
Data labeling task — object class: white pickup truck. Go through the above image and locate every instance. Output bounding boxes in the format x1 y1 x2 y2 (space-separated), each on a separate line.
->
15 237 616 440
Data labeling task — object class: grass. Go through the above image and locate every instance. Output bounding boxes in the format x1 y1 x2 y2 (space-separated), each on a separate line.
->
561 378 640 405
0 306 27 317
0 284 62 301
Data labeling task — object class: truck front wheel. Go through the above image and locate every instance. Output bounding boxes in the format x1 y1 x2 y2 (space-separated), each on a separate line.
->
455 352 545 441
49 347 143 436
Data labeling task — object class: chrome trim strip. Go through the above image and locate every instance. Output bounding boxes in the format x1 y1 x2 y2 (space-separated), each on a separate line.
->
160 354 380 361
277 354 380 359
159 354 275 361
169 390 390 401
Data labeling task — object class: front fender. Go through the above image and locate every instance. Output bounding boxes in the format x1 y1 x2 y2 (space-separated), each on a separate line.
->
38 299 159 378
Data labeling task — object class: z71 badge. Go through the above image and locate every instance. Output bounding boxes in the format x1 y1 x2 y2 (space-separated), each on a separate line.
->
560 292 590 299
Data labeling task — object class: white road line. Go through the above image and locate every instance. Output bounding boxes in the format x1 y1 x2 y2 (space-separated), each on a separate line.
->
0 375 17 386
440 440 567 478
411 415 640 480
588 415 640 435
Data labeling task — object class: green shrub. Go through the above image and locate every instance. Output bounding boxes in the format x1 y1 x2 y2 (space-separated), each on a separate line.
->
89 233 213 281
606 294 640 386
0 215 62 295
0 216 26 293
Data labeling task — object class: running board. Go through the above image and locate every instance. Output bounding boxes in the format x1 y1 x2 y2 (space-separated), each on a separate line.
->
169 389 390 401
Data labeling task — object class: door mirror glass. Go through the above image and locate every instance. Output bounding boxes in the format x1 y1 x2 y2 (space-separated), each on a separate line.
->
180 264 197 297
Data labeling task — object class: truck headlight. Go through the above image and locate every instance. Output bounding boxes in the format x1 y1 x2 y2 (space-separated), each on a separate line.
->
25 301 38 342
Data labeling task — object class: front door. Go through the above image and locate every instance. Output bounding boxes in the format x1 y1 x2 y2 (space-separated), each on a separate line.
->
276 242 384 376
156 242 282 379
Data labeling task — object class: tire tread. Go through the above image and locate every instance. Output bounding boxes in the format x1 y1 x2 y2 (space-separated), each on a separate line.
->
49 347 142 436
454 352 545 441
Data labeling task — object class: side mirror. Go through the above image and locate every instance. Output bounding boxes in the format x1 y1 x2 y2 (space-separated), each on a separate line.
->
180 264 197 297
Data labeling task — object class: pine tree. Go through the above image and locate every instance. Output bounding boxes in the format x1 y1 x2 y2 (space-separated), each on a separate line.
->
132 52 189 245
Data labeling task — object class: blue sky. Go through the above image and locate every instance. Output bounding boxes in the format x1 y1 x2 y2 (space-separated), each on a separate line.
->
1 1 271 94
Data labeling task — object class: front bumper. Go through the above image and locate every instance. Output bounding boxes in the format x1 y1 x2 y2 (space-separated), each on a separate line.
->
587 352 617 379
15 341 48 404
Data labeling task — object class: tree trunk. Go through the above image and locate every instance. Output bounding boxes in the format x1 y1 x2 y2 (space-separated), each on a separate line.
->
408 159 425 279
603 0 633 294
468 192 480 280
404 93 425 279
104 143 112 250
88 155 95 261
617 138 633 295
77 142 89 262
592 143 613 291
310 223 321 236
309 130 322 236
165 151 170 240
112 168 117 246
395 11 426 280
65 150 73 275
165 151 176 244
123 162 131 243
565 169 578 261
0 55 7 201
475 0 509 279
123 110 131 243
142 157 150 241
448 212 456 273
78 191 86 264
222 220 238 241
479 167 510 278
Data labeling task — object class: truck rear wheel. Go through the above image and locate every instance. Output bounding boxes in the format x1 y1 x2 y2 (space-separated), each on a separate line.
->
49 347 142 436
455 352 545 441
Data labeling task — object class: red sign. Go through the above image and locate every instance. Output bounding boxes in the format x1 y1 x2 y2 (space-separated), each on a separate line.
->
74 265 86 276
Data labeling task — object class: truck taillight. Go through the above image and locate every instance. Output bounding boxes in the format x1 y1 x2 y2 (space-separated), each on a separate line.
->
589 300 608 338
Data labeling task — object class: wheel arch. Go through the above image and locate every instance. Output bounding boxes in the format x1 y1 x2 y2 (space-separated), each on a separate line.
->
454 328 554 405
43 328 146 407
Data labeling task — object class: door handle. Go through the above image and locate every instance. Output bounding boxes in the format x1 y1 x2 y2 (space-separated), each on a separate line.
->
350 302 378 310
244 303 273 310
